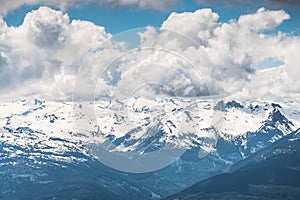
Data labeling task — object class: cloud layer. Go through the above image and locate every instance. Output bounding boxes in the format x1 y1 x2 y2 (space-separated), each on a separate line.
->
1 0 299 15
199 0 300 8
0 0 177 15
0 6 299 101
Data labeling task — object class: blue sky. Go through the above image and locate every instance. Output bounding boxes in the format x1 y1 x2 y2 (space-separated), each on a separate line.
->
3 1 300 35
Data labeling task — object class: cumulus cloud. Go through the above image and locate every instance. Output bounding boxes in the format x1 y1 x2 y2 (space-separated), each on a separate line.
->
22 7 70 48
0 0 177 15
0 6 299 101
134 7 299 100
0 7 116 100
158 8 287 79
161 9 219 46
90 7 298 100
237 7 290 31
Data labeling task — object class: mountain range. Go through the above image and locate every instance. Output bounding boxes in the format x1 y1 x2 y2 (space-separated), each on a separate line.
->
165 128 300 200
0 98 299 199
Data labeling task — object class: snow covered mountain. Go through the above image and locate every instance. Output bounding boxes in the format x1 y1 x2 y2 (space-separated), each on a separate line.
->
165 128 300 200
0 97 299 199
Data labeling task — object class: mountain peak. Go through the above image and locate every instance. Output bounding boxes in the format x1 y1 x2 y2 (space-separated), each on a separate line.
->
213 100 243 111
226 100 244 109
266 108 294 128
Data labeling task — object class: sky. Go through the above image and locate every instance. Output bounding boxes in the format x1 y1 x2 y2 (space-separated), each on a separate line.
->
0 0 299 102
3 0 300 34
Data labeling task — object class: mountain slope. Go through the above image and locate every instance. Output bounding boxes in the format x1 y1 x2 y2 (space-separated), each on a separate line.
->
0 98 298 199
156 103 297 188
0 137 179 200
165 129 300 200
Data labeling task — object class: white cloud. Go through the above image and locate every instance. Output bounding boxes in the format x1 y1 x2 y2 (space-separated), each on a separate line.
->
237 7 290 31
135 7 299 100
0 6 299 101
0 7 116 100
22 7 70 48
228 65 296 101
161 8 219 46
